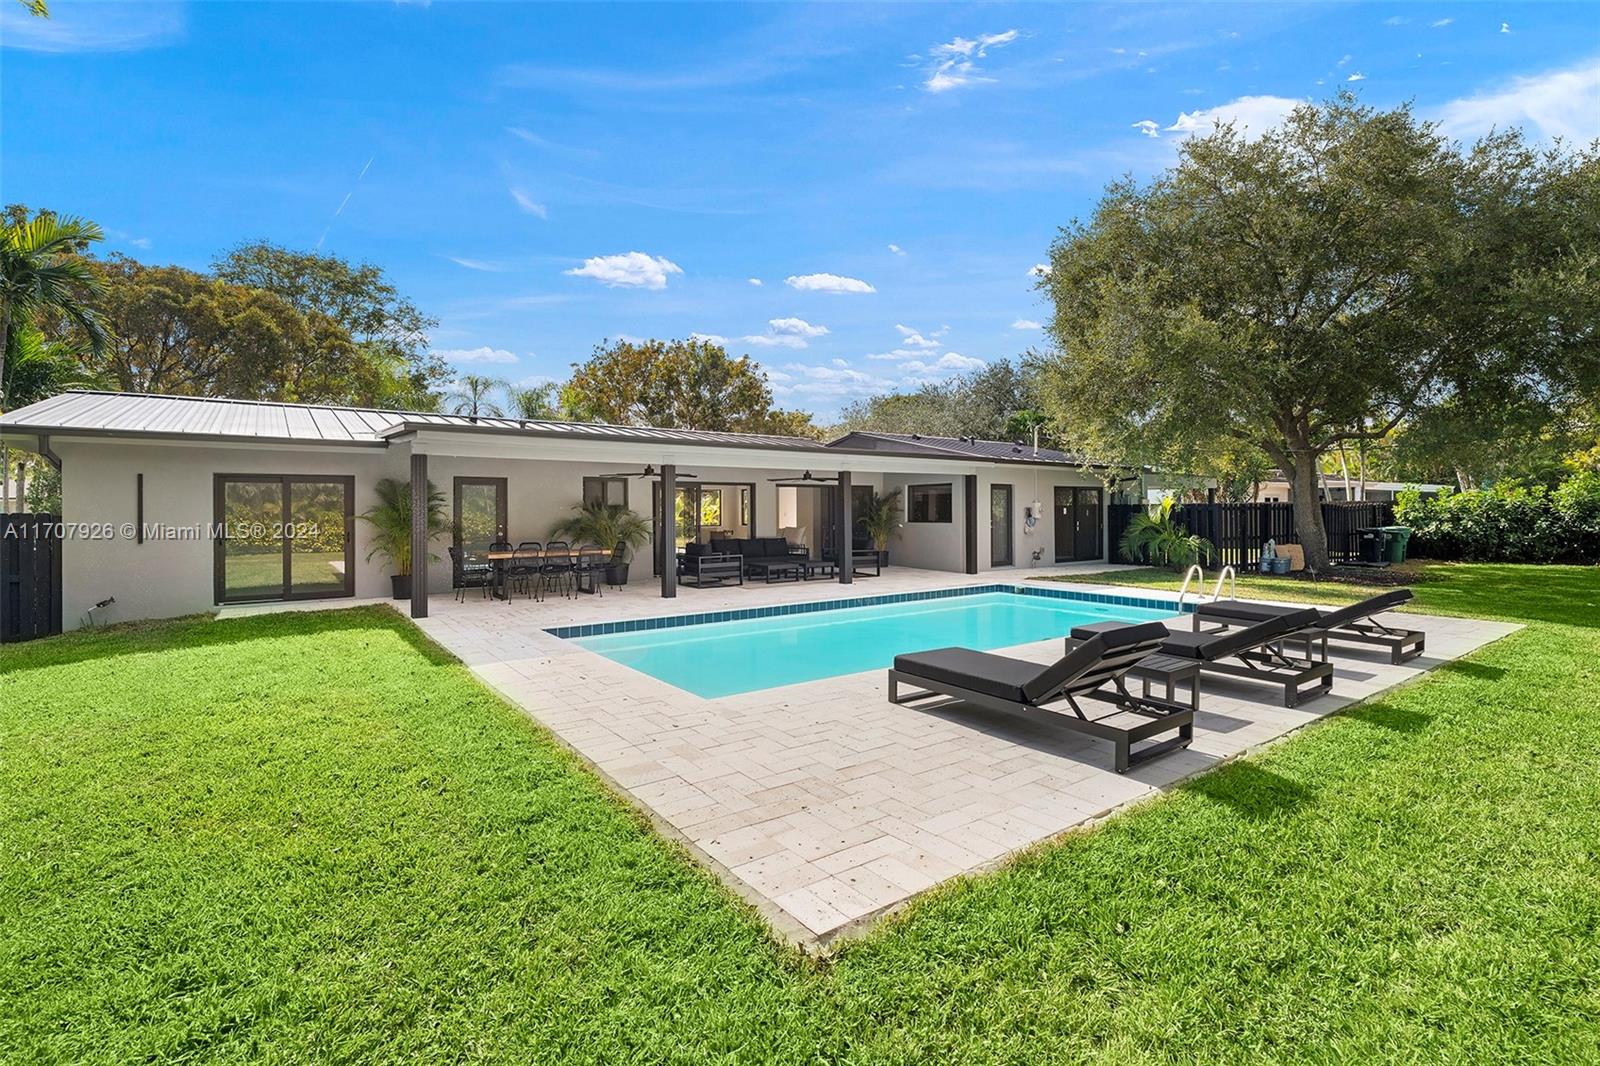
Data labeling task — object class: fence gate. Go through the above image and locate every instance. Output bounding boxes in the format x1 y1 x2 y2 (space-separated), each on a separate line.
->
1 513 62 643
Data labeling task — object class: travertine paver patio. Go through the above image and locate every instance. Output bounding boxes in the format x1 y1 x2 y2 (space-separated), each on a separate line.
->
409 566 1519 948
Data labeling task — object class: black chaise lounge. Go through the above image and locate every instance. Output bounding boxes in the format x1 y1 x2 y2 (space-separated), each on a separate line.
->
1195 589 1424 664
889 621 1193 773
1071 607 1333 708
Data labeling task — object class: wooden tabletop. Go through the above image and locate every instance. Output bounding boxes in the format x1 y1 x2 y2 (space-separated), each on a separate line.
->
483 548 611 560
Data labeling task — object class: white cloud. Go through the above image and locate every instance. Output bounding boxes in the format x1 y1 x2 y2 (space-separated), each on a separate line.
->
1028 263 1050 278
893 323 946 349
747 277 763 286
434 346 519 365
769 317 830 339
565 251 684 289
1437 59 1600 144
1011 318 1042 330
831 358 849 368
785 272 875 294
900 352 986 375
125 236 152 249
0 0 184 52
1431 18 1454 28
1383 16 1408 26
1132 119 1161 138
509 188 548 218
690 331 728 345
698 317 830 351
1347 72 1366 82
1337 54 1353 67
446 256 504 272
764 362 884 401
888 243 906 255
923 29 1019 93
1501 22 1511 34
1163 95 1303 138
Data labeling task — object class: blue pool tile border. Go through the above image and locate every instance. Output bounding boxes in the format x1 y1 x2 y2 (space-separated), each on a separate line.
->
544 582 1193 640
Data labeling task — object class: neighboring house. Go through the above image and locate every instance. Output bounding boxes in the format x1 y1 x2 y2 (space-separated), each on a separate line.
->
1251 474 1448 504
0 392 1155 630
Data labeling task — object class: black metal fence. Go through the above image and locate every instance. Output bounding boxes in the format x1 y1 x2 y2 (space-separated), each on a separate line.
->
1 513 62 643
1108 501 1396 569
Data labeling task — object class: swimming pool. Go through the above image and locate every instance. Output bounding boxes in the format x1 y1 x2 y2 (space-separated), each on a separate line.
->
565 587 1181 698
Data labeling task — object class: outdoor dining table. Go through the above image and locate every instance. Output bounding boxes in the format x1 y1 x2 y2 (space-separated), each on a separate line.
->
483 548 611 599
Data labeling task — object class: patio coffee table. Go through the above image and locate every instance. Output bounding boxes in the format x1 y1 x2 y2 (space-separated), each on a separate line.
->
803 560 837 580
747 558 804 583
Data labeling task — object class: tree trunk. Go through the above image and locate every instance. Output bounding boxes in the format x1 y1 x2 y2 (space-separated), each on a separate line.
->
1336 442 1353 501
1 443 9 515
15 455 26 513
1289 451 1332 570
1357 439 1367 501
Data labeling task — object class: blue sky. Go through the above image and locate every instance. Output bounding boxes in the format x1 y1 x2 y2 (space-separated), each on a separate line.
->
3 2 1597 419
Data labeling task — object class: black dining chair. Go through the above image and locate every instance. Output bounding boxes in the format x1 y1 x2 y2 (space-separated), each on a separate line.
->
539 540 575 600
572 543 603 598
448 545 494 602
508 541 542 599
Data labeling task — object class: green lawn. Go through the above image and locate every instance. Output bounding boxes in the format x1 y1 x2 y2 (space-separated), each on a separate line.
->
3 564 1598 1062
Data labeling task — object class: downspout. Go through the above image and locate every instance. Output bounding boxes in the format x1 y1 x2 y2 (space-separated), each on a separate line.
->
38 433 62 473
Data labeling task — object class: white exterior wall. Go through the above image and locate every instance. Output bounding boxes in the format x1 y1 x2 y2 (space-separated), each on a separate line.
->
51 432 1107 628
56 438 404 630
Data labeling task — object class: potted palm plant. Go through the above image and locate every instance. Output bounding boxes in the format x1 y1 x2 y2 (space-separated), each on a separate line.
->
358 477 449 599
1119 494 1214 570
858 488 903 568
548 500 652 585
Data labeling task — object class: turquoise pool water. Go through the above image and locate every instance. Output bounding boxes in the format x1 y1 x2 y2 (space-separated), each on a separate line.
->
569 590 1178 698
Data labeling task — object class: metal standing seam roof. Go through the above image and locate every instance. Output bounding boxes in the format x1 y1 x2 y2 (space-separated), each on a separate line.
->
0 391 837 452
829 430 1098 466
0 391 1146 469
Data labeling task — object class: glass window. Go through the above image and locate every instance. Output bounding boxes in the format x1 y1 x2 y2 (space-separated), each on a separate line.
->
908 483 953 523
739 486 751 526
699 488 723 528
582 476 628 508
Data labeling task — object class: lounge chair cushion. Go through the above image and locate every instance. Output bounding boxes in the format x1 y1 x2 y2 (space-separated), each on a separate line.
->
1312 589 1413 629
1198 600 1304 624
1157 607 1321 661
1022 621 1169 703
893 647 1042 703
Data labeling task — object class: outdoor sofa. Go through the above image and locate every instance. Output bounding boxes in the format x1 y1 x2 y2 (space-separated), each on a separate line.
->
889 621 1193 773
678 543 744 588
1194 589 1424 664
1070 607 1334 708
708 536 810 580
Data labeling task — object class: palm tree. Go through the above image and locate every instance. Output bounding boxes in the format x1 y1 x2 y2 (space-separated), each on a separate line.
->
1118 495 1214 570
0 213 108 415
3 326 99 511
504 381 561 420
444 375 506 418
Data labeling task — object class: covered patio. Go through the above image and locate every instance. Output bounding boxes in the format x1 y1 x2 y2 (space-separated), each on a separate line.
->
391 421 1118 620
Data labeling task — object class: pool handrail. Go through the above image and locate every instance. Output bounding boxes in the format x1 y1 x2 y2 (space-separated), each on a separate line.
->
1210 565 1237 602
1177 564 1205 609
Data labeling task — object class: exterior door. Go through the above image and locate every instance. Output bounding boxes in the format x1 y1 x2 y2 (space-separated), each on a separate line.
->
990 484 1014 566
453 477 507 584
1054 486 1104 562
215 474 354 603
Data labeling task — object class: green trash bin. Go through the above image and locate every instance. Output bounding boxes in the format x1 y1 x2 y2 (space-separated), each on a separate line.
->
1380 526 1411 564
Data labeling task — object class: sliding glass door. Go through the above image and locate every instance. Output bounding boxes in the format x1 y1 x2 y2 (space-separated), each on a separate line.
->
214 475 354 603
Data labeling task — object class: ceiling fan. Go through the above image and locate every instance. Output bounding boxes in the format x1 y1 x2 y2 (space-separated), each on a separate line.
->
599 465 698 479
767 470 840 484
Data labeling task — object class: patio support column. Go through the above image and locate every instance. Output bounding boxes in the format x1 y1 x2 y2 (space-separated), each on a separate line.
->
837 470 852 585
963 474 978 574
659 463 677 599
409 451 428 619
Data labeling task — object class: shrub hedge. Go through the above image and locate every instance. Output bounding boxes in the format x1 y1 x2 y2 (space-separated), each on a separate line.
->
1397 473 1600 563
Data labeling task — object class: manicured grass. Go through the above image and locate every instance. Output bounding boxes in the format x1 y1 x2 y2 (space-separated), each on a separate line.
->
4 565 1599 1062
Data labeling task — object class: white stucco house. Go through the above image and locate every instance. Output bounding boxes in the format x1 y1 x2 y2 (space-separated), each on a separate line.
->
0 391 1160 632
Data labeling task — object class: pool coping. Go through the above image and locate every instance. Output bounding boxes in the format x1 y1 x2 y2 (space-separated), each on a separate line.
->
544 583 1197 639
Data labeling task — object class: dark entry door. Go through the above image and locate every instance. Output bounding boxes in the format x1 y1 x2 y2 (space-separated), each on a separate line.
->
1053 486 1104 562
